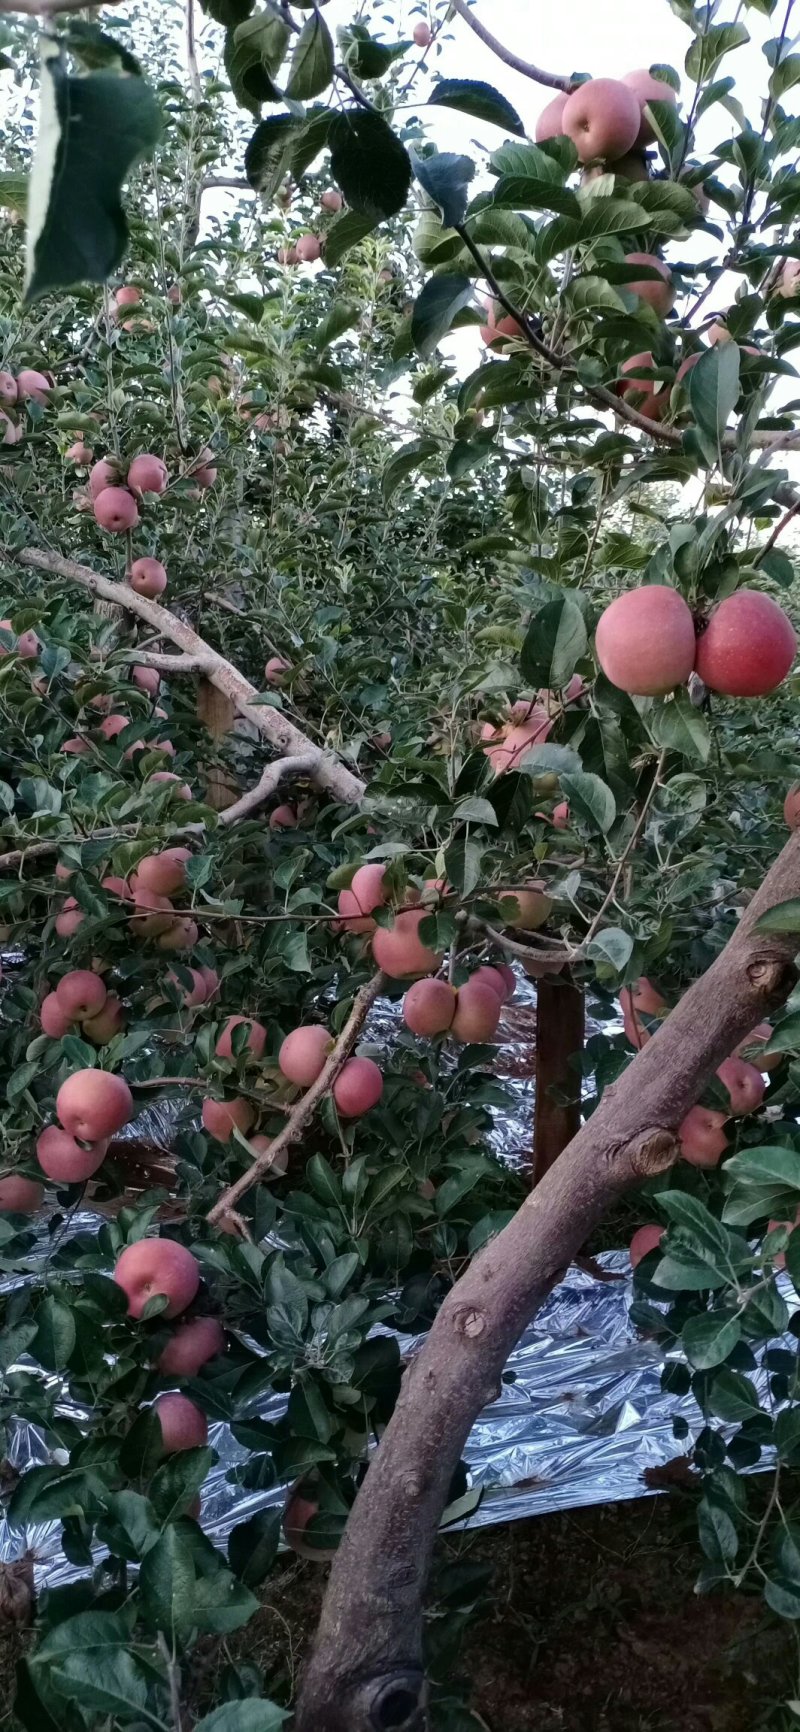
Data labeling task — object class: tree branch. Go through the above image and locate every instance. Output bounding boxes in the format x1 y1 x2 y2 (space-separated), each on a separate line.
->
217 753 320 826
10 547 365 806
296 831 800 1732
449 0 575 91
583 750 666 946
207 971 386 1222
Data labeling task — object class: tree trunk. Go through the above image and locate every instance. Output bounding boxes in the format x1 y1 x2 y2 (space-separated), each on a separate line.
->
533 971 584 1183
295 832 800 1732
196 676 240 810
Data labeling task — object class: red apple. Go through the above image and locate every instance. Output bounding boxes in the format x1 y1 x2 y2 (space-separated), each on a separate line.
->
114 1238 200 1319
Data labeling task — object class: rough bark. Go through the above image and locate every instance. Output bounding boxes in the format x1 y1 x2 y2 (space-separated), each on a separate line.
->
296 832 800 1732
12 548 365 806
532 972 585 1183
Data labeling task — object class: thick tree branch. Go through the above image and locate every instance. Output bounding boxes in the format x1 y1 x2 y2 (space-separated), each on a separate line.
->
449 0 575 91
11 547 365 805
207 971 386 1222
296 831 800 1732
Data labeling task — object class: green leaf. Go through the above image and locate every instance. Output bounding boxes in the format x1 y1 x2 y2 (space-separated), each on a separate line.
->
25 43 162 302
682 1311 742 1370
309 300 360 351
194 1704 289 1732
33 1297 76 1371
520 595 587 689
685 21 750 81
288 105 334 176
245 113 300 196
756 898 800 934
707 1367 760 1423
428 79 525 136
688 343 741 444
698 1494 740 1563
412 150 475 229
337 25 408 81
226 10 289 112
492 174 579 217
724 1144 800 1188
640 689 710 763
586 927 634 974
227 1508 281 1588
657 1190 737 1261
329 110 411 220
286 12 334 101
324 208 379 265
559 770 616 834
138 1523 197 1638
0 171 28 215
382 437 440 502
59 21 142 76
412 274 473 358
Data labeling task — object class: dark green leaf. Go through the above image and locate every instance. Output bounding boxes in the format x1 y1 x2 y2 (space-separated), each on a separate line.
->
337 25 408 80
559 770 615 834
682 1311 742 1370
412 274 473 358
412 150 475 229
33 1297 76 1371
329 110 411 220
245 114 300 195
324 209 379 265
25 46 162 302
227 1509 281 1587
428 78 525 136
520 595 587 689
381 438 440 502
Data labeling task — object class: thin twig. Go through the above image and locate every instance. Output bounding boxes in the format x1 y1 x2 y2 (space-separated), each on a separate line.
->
208 971 385 1222
584 750 666 946
449 0 575 91
759 497 800 560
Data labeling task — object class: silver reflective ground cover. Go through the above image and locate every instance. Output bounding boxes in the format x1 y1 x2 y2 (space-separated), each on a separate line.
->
0 972 705 1581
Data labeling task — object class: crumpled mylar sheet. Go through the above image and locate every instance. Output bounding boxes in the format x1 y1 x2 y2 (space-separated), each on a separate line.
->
0 971 709 1581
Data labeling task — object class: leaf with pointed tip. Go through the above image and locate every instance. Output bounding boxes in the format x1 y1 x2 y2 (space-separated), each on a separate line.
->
324 209 378 266
286 12 334 101
688 342 740 443
428 78 525 136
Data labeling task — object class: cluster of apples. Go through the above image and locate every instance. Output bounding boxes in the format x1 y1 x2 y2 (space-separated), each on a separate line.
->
402 964 514 1042
113 1238 222 1458
0 363 52 445
54 846 196 944
477 70 682 377
277 188 345 266
87 450 170 548
35 1067 134 1184
621 977 778 1168
596 584 796 701
40 968 124 1046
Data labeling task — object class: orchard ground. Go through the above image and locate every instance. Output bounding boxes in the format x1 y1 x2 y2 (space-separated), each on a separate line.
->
0 1493 786 1732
